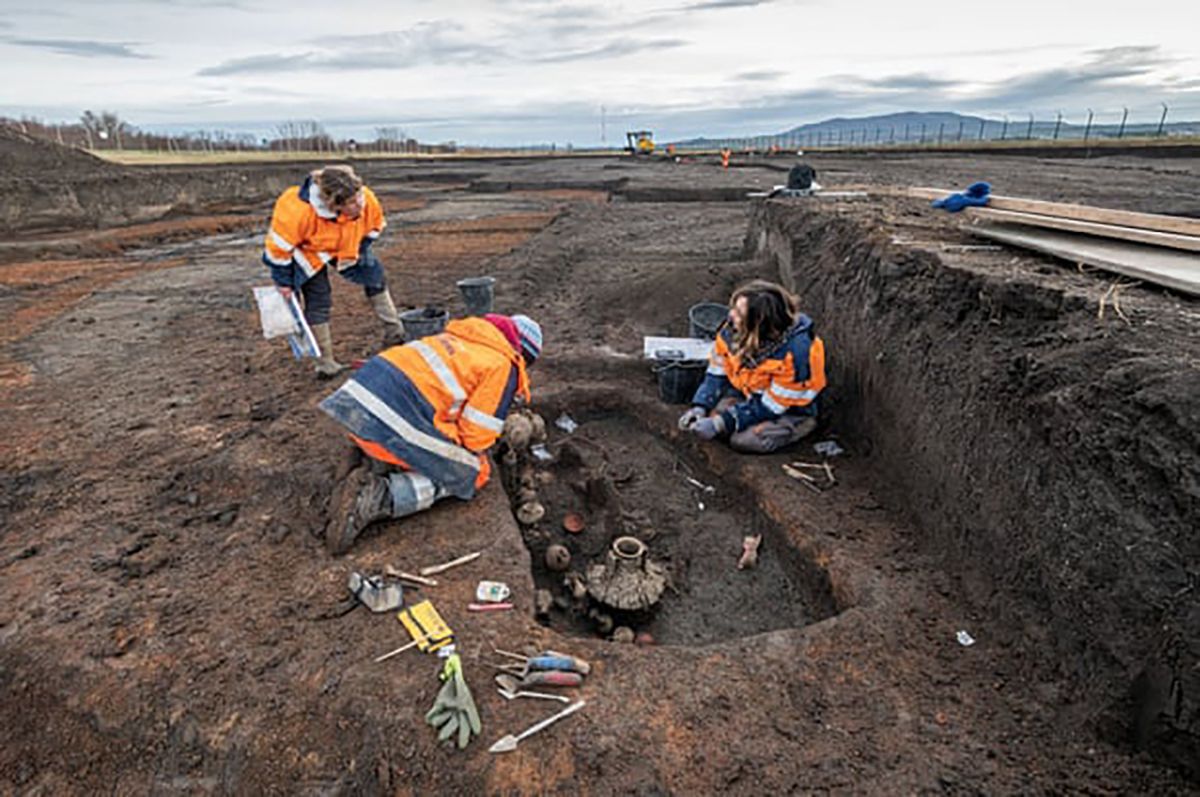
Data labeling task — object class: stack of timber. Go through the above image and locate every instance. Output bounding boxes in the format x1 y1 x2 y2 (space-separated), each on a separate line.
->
905 187 1200 296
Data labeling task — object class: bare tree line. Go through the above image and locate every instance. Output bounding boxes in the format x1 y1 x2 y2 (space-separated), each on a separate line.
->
2 111 454 154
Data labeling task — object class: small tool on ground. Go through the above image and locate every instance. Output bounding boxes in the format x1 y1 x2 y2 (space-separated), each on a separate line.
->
347 572 403 613
497 687 571 704
488 700 586 754
420 551 482 577
468 602 514 612
376 600 455 662
385 565 437 586
495 670 584 688
494 648 591 675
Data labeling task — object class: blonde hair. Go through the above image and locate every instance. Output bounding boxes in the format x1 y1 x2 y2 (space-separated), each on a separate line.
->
313 165 363 208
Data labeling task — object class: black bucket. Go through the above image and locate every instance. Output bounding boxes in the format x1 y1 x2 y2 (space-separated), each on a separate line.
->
456 276 496 316
688 302 727 339
655 359 707 404
400 307 449 342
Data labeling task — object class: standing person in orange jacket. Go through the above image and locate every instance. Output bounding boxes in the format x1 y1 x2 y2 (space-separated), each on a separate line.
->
679 280 826 453
262 165 404 378
320 313 543 554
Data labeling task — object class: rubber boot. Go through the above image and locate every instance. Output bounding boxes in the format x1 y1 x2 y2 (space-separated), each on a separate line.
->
326 465 393 555
311 323 347 379
385 471 447 518
371 290 406 346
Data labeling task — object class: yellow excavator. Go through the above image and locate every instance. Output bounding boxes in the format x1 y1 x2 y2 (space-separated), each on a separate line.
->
625 130 654 155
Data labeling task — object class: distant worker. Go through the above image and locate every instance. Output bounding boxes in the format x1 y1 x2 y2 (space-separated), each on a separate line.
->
679 280 825 453
720 148 732 169
320 313 543 553
262 165 404 377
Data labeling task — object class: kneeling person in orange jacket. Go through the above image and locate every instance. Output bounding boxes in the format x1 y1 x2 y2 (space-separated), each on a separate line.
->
320 313 543 554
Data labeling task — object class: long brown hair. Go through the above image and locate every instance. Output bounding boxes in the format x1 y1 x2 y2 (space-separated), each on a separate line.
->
729 280 799 358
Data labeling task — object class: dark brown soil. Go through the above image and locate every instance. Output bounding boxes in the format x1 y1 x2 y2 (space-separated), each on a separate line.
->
497 392 838 645
1 152 1198 793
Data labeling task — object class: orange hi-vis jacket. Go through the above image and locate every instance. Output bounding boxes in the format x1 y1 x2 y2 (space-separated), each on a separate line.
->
692 314 826 432
262 178 386 286
319 318 531 499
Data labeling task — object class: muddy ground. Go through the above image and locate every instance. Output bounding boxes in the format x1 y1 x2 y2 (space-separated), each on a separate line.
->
1 146 1198 794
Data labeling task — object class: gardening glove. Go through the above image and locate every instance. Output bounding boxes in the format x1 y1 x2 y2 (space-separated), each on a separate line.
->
424 653 481 749
677 406 706 431
692 415 725 441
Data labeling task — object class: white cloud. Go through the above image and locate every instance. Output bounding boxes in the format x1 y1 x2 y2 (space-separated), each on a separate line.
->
0 0 1196 145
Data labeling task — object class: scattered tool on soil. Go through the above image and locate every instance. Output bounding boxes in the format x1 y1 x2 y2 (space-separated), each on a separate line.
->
420 551 482 577
495 648 592 675
468 602 514 612
494 669 584 688
488 701 587 754
347 572 404 613
497 687 572 704
385 565 438 587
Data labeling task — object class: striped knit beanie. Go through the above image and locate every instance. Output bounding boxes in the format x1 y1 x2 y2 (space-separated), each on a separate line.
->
511 314 543 365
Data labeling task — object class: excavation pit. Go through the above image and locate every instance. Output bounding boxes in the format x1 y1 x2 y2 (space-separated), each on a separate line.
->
499 396 840 646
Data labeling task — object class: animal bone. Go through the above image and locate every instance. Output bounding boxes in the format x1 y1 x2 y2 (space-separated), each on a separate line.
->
737 534 762 570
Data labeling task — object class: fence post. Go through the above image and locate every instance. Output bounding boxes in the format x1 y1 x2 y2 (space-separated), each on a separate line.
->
937 122 944 145
1117 107 1128 139
978 119 986 140
1026 113 1034 140
1053 112 1062 141
1083 108 1093 142
957 119 964 142
1000 115 1009 141
1157 103 1169 136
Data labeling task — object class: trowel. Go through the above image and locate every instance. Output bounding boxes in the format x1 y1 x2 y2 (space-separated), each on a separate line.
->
488 700 586 754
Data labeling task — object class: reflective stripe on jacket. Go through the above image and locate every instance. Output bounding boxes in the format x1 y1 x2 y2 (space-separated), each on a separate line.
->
691 314 826 432
262 177 386 288
319 318 531 499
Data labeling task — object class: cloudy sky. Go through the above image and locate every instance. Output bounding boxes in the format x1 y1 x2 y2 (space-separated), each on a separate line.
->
1 0 1196 145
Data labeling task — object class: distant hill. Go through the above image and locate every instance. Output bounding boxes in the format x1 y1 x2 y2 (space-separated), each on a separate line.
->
673 111 1200 147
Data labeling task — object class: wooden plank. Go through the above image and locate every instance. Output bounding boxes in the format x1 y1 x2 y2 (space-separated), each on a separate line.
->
969 224 1200 296
906 186 1200 237
966 207 1200 252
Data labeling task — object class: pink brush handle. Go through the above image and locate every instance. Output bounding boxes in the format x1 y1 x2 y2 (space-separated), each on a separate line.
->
468 602 514 612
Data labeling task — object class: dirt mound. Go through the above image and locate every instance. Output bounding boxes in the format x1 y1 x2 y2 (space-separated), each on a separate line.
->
0 125 108 176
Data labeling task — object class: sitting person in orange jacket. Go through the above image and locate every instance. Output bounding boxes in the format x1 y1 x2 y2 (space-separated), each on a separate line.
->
320 313 542 554
680 280 825 453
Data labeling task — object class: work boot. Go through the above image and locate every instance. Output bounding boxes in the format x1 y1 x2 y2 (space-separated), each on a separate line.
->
370 290 406 346
311 323 347 379
326 464 393 555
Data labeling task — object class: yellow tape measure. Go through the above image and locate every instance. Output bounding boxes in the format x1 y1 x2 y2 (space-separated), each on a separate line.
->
397 600 454 653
